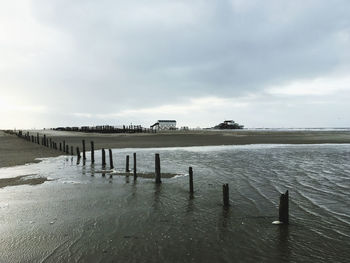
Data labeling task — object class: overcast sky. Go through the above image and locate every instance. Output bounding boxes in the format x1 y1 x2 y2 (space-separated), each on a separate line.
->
1 0 350 129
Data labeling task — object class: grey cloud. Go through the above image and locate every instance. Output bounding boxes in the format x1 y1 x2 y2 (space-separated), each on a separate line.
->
1 0 350 127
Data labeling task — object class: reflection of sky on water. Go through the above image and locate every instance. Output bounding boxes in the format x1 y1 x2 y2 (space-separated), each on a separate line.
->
0 144 349 262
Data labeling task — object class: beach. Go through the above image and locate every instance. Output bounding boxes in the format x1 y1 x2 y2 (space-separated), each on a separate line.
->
0 143 349 262
1 129 350 169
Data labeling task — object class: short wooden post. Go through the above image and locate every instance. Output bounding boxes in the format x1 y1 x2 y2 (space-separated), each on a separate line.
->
109 149 114 169
71 146 73 155
126 155 130 172
37 133 40 145
133 153 137 180
63 140 65 152
189 167 194 193
155 153 161 184
91 141 95 163
49 138 52 148
279 190 289 224
102 149 106 167
43 135 46 146
82 140 86 160
59 143 62 151
65 145 69 154
223 184 229 207
76 147 81 159
31 135 34 143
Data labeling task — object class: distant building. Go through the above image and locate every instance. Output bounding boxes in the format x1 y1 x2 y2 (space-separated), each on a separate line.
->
151 120 177 130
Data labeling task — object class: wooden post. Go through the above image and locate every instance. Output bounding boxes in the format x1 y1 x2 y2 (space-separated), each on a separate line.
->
155 153 161 184
37 133 40 145
102 149 106 167
49 138 52 148
133 153 137 180
126 155 130 172
63 140 65 152
279 190 289 224
65 145 69 154
91 141 95 163
31 135 34 143
76 147 81 159
189 167 194 193
82 140 86 160
71 146 73 155
109 149 114 169
46 138 49 147
43 134 46 146
59 143 62 151
223 184 229 207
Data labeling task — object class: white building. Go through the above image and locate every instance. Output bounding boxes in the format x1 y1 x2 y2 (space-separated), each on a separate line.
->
151 120 177 130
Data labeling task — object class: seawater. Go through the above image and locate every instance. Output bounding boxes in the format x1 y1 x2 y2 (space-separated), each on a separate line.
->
0 144 349 263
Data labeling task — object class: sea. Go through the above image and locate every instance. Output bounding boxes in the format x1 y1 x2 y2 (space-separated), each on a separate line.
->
0 144 349 262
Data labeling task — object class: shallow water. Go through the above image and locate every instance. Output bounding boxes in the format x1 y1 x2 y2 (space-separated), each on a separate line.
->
0 144 349 263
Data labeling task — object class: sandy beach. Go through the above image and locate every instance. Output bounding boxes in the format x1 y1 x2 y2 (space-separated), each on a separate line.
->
1 129 350 169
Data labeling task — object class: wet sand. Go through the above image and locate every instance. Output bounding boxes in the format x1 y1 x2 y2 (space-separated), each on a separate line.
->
1 129 350 169
0 174 49 188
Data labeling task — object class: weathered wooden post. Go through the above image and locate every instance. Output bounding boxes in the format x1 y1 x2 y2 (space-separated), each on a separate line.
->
133 153 137 180
43 134 46 146
76 147 81 159
102 149 106 167
82 140 86 160
63 140 66 152
189 167 194 193
91 141 95 163
126 155 130 172
65 145 69 154
59 143 62 151
49 138 52 148
279 190 289 224
155 153 161 184
71 146 73 155
109 149 114 169
37 133 40 145
31 135 34 143
223 184 229 207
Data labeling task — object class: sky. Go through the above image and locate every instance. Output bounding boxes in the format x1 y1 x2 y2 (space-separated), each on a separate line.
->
1 0 350 129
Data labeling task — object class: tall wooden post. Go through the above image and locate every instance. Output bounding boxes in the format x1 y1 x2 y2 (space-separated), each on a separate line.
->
82 140 86 160
76 147 81 159
223 184 229 207
126 155 130 172
189 167 194 193
133 153 137 180
102 149 106 167
109 149 114 169
279 190 289 224
155 153 161 184
91 141 95 163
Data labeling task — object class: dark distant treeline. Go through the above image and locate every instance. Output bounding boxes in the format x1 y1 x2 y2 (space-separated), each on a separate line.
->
52 125 155 134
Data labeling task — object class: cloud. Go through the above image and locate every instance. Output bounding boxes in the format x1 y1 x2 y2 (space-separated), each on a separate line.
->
1 0 350 128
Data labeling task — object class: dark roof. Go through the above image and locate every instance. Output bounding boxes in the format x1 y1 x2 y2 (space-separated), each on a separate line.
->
158 120 176 122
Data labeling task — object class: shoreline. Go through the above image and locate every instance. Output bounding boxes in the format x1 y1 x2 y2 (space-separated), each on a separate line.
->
1 129 350 169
